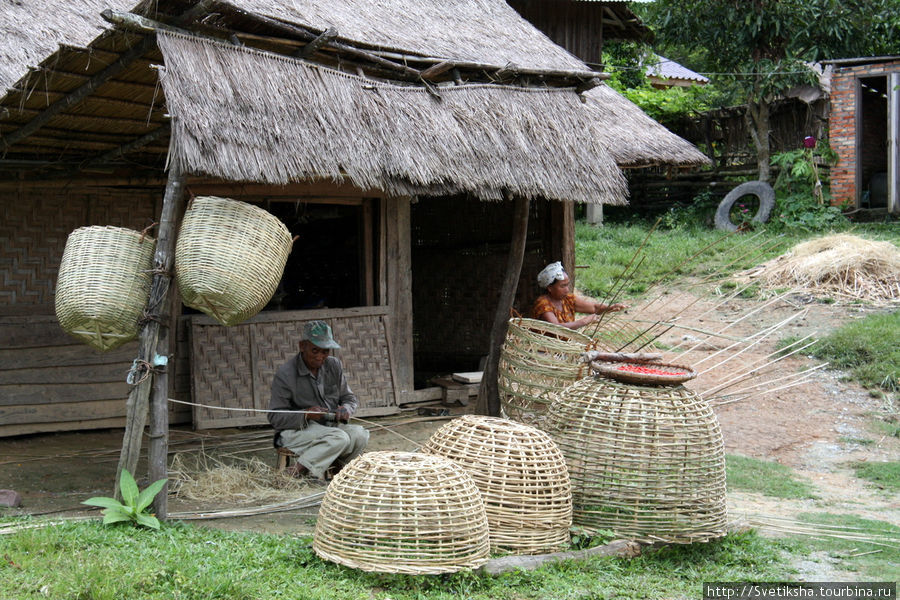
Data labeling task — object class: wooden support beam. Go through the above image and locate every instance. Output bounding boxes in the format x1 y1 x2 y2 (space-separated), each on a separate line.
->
101 9 225 44
297 27 337 59
115 162 186 504
420 61 454 81
477 196 530 416
240 11 424 82
0 35 157 152
83 123 170 167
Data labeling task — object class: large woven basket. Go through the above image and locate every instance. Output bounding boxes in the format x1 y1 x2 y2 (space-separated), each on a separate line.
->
421 415 572 554
313 451 490 574
55 226 155 351
498 318 594 424
546 377 727 544
175 196 292 326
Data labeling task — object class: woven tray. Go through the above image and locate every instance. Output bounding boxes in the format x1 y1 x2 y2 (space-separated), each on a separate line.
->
591 361 696 385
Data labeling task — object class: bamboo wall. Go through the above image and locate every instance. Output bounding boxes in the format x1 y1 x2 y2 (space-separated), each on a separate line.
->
0 184 192 437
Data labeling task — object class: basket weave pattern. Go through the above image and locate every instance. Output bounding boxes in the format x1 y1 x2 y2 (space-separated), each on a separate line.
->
546 378 727 543
313 451 490 574
498 318 593 424
175 196 292 326
421 415 572 554
55 226 155 351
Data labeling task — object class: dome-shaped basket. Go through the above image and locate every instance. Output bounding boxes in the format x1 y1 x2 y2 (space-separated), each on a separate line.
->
498 318 594 424
421 415 572 554
175 196 292 326
546 377 727 544
55 226 156 351
313 451 490 574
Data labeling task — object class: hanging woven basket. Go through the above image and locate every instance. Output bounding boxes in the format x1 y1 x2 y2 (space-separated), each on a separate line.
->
546 377 727 544
55 226 155 351
313 451 490 574
498 318 593 424
175 196 292 326
421 415 572 554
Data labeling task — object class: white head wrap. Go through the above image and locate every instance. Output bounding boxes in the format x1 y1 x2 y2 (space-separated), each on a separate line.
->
537 261 567 288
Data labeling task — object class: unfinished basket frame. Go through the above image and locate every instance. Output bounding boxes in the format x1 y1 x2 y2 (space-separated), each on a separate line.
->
546 377 727 544
55 226 156 351
421 415 572 554
313 451 490 574
175 196 292 326
498 318 593 424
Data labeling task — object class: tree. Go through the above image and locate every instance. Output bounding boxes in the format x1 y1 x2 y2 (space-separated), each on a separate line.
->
642 0 900 182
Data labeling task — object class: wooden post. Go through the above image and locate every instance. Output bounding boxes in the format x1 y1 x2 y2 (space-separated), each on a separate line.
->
477 196 530 416
115 163 186 504
385 197 414 403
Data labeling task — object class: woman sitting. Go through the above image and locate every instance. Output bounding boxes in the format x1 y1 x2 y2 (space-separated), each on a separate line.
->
532 261 627 330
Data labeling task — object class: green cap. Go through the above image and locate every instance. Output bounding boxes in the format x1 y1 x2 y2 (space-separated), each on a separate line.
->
302 320 340 349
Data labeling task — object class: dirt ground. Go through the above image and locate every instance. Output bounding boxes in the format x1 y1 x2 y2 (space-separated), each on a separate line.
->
1 287 897 568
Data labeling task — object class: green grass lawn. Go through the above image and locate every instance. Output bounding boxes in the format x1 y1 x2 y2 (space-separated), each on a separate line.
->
791 513 900 581
0 520 800 600
725 454 818 499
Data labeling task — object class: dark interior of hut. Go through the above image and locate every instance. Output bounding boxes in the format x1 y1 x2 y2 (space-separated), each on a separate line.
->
859 76 889 209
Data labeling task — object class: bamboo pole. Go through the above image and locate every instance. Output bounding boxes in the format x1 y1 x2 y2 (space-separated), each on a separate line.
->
115 163 186 505
477 196 530 416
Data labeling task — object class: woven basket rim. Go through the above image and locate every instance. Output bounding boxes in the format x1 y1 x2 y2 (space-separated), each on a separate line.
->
591 361 697 385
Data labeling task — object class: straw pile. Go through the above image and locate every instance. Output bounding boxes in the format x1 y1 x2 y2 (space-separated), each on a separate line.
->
175 196 293 326
313 451 490 574
168 453 316 503
55 226 155 351
546 377 727 543
735 234 900 303
421 415 572 554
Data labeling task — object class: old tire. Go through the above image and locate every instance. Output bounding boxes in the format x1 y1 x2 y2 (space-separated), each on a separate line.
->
714 181 775 232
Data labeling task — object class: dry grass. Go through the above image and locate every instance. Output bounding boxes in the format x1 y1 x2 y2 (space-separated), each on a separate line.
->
169 451 317 504
734 234 900 303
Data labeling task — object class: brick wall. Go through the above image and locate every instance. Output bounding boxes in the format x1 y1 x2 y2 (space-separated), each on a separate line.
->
828 59 900 207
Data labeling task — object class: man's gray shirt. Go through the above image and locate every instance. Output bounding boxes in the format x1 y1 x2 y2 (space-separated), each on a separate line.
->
268 353 358 433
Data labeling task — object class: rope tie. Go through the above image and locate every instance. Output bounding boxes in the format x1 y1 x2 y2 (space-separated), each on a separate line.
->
126 359 166 386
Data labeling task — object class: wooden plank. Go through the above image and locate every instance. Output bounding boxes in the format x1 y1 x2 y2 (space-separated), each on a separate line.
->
0 382 128 405
0 398 126 425
0 362 130 385
186 181 380 200
0 417 126 438
361 199 375 306
189 305 389 326
0 342 138 369
0 320 77 348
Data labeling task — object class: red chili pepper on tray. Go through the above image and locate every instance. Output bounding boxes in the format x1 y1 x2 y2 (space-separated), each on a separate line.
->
616 364 686 376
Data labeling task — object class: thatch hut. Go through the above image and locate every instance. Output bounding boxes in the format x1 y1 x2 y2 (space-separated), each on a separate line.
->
0 0 708 439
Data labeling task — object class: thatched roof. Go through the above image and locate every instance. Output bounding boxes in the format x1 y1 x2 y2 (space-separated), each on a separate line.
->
157 32 627 204
0 0 135 93
0 0 708 200
0 0 587 94
583 85 710 168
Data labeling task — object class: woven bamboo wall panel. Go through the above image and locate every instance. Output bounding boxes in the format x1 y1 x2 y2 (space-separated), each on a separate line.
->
191 311 399 429
1 190 158 310
331 316 396 409
190 322 258 428
250 320 306 410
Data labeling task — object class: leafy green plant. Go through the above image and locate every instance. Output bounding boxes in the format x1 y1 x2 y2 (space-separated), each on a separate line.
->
770 142 848 232
82 469 166 529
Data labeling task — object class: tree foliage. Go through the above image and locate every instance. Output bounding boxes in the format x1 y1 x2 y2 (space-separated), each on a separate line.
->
639 0 900 181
